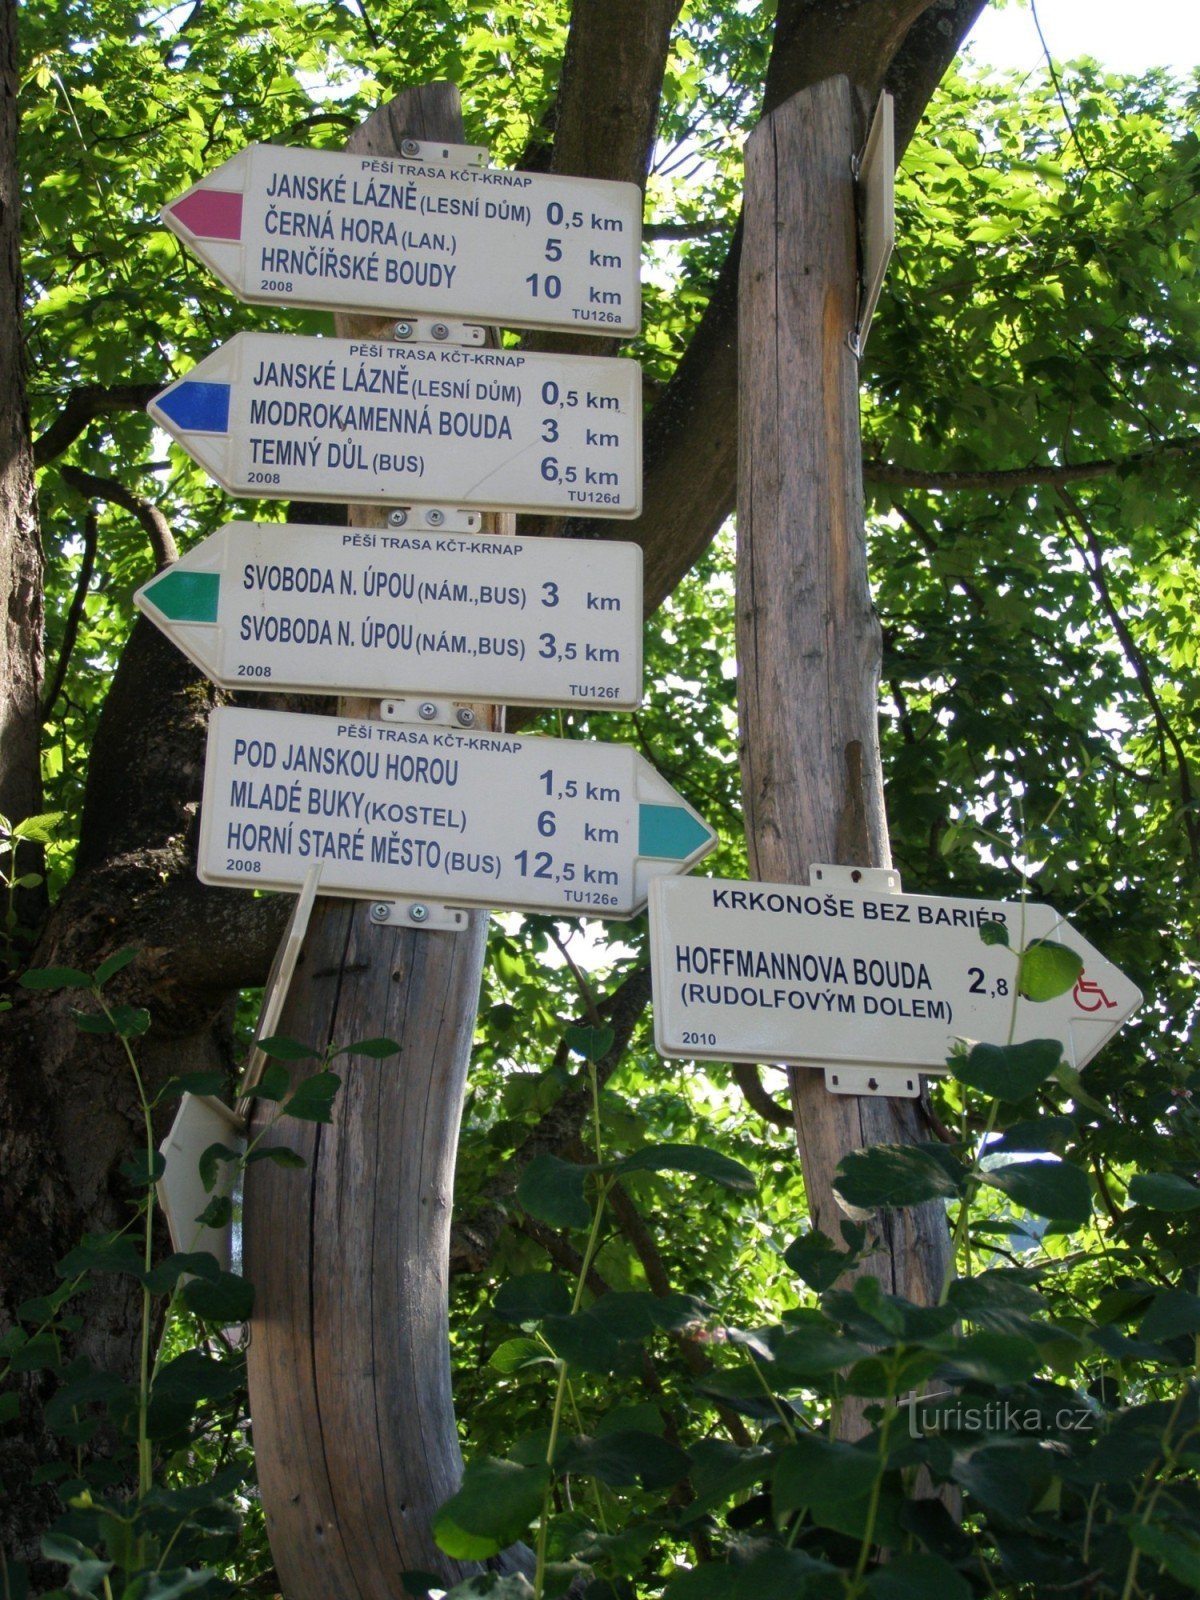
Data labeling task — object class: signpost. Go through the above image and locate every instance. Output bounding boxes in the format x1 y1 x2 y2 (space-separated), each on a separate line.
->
162 142 642 334
135 521 643 708
148 331 642 516
200 705 715 916
649 870 1141 1083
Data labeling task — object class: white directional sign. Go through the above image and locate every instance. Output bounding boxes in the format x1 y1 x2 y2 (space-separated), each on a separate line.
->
149 333 642 517
135 522 643 709
162 142 642 335
649 871 1141 1074
200 707 715 918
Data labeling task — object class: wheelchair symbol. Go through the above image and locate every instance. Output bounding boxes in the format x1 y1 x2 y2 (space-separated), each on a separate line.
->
1073 973 1118 1012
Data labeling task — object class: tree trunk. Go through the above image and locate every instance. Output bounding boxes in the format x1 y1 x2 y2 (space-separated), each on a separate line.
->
736 77 952 1312
244 84 503 1597
0 0 43 924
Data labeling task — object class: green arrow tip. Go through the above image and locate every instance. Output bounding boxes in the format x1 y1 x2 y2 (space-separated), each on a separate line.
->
639 803 713 861
142 568 219 623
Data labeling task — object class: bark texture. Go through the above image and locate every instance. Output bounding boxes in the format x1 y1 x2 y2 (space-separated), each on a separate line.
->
737 77 952 1317
0 0 41 862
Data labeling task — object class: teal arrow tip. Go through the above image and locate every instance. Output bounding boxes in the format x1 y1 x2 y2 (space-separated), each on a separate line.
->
639 803 714 862
142 568 220 623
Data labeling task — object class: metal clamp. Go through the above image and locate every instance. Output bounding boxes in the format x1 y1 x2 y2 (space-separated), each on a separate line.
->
389 316 486 346
823 1064 919 1099
809 863 902 894
396 137 489 170
384 505 482 533
379 698 480 730
367 899 468 933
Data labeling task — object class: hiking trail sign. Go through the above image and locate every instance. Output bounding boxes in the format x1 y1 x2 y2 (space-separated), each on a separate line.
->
649 867 1141 1087
135 521 643 709
162 142 641 335
148 332 642 517
200 706 715 918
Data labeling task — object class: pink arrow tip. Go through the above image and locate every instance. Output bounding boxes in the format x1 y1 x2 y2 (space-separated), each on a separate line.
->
167 188 243 242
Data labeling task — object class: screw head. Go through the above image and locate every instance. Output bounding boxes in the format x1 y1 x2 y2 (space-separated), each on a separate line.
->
408 903 429 923
418 701 438 721
425 508 445 527
400 138 420 157
455 707 476 728
370 902 391 923
430 322 450 340
393 320 413 340
387 508 408 527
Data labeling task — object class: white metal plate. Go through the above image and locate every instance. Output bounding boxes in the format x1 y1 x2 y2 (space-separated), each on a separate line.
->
649 874 1141 1075
135 521 643 708
149 332 642 518
157 1093 245 1270
162 143 642 335
856 91 895 354
198 705 715 918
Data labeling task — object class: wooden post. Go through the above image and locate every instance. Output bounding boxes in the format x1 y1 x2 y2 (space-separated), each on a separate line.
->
737 77 952 1312
244 85 505 1597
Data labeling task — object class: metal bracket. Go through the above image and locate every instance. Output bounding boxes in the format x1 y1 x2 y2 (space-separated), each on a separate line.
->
383 505 482 534
379 697 481 730
367 898 468 933
823 1064 920 1099
396 137 489 171
809 862 902 894
388 316 486 346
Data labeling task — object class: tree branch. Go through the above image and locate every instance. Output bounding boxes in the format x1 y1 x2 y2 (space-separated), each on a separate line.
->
59 465 177 569
33 382 160 467
864 434 1200 492
1054 488 1200 866
41 506 97 723
732 1064 793 1128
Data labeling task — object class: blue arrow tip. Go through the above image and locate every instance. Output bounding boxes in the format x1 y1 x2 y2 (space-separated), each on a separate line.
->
153 380 230 433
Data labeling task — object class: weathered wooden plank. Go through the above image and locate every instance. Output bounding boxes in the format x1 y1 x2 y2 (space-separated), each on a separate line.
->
737 76 952 1313
244 83 503 1598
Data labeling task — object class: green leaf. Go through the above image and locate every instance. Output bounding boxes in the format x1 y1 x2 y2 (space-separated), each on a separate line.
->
1016 939 1084 1001
69 1008 115 1035
57 1234 143 1280
253 1062 291 1102
865 1553 972 1600
93 947 138 986
516 1154 591 1229
555 1430 688 1490
1128 1172 1200 1211
141 1252 220 1294
335 1036 403 1059
433 1457 550 1559
541 1312 630 1375
956 1038 1062 1101
783 1228 859 1290
258 1035 319 1060
493 1274 573 1325
834 1143 967 1210
933 1330 1041 1384
610 1143 756 1193
181 1270 254 1323
245 1145 307 1171
773 1434 880 1510
19 966 92 990
0 1392 20 1423
984 1159 1092 1223
664 1545 836 1597
198 1142 243 1194
1128 1523 1200 1586
107 1003 151 1037
563 1023 614 1062
1137 1290 1200 1342
194 1195 233 1230
489 1338 550 1374
12 811 64 843
978 921 1010 947
283 1070 341 1122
